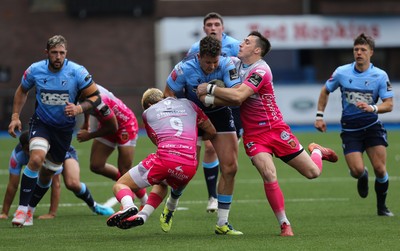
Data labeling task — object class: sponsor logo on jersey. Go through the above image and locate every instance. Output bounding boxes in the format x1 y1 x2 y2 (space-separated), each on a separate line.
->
113 108 130 123
171 69 178 81
176 64 183 75
40 90 69 105
121 132 129 141
387 81 392 91
246 142 257 153
10 157 17 169
287 139 297 149
229 68 239 81
344 88 373 104
280 130 290 141
245 142 254 149
23 68 31 80
248 73 262 87
168 167 189 181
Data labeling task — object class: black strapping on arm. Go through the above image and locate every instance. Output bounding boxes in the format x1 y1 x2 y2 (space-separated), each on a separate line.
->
80 89 101 112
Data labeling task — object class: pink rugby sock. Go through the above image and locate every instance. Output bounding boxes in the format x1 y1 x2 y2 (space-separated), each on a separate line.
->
264 181 285 213
311 151 323 172
115 188 134 202
135 188 147 199
146 192 163 209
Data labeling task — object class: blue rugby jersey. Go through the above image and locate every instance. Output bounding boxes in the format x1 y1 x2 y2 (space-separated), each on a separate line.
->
325 62 393 130
166 55 240 112
21 59 93 129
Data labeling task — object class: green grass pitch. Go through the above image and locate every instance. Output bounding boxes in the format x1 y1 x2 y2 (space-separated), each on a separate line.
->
0 129 399 250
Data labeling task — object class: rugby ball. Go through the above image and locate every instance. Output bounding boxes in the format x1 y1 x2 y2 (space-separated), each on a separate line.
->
208 79 225 88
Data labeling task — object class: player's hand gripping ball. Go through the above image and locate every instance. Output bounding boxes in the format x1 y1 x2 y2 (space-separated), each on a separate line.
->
202 79 226 108
208 79 226 88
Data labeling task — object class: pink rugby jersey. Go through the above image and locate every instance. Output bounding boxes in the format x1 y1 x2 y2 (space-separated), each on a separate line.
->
142 97 209 166
234 58 284 135
97 94 138 135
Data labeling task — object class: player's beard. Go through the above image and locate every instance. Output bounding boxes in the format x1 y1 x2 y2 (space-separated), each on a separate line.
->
49 60 63 71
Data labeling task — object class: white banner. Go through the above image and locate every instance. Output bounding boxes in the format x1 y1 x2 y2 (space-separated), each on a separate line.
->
274 83 400 124
158 15 400 53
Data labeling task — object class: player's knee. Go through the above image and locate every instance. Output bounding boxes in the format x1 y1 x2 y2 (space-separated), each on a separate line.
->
118 164 131 174
260 169 277 181
64 179 80 191
305 168 321 179
373 165 386 177
89 163 102 173
220 163 238 177
349 166 365 178
28 154 46 169
204 145 216 156
113 183 126 195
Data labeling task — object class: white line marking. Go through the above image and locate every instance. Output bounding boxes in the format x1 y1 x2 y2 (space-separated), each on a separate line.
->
1 176 400 188
102 197 118 208
28 197 349 209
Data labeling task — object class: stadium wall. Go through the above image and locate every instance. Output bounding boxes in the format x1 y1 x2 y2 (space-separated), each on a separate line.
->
1 0 400 130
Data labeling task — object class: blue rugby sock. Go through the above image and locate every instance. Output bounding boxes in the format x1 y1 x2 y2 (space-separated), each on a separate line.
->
203 160 219 198
75 183 95 208
375 173 389 208
29 180 51 208
19 167 39 206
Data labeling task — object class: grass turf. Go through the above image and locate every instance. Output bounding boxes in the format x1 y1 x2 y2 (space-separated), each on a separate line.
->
0 129 399 250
